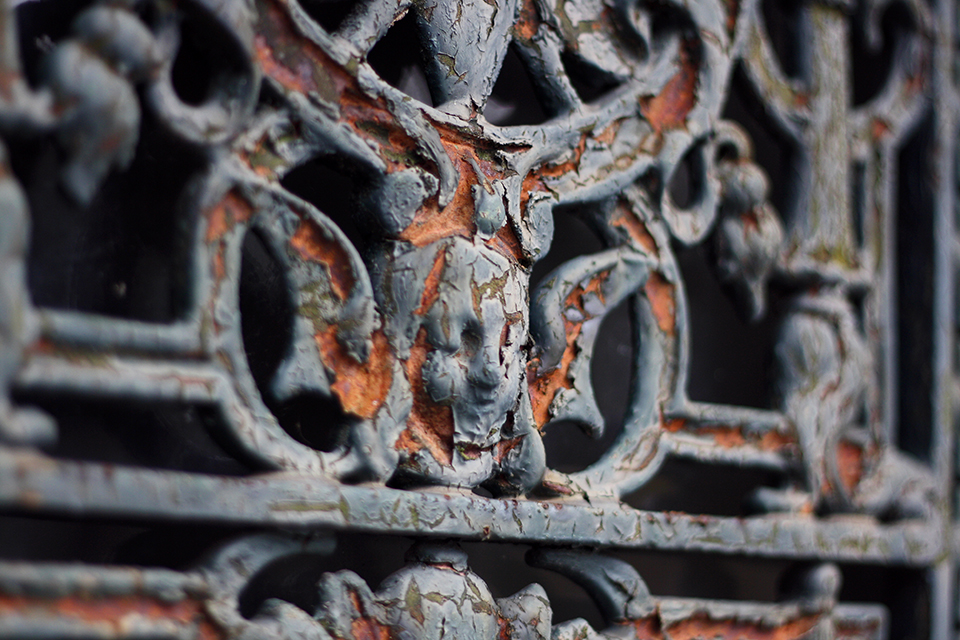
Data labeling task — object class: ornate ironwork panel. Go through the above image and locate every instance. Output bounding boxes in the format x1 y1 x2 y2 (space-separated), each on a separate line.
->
0 0 955 636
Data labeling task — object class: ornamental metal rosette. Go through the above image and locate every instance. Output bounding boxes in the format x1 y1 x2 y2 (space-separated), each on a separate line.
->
0 0 954 636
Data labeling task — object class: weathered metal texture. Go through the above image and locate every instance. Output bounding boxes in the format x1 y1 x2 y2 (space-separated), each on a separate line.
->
1 0 936 509
0 535 890 640
0 563 215 640
739 0 937 521
0 0 953 636
0 448 941 563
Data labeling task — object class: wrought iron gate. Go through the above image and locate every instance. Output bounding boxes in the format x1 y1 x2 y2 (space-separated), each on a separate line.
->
0 0 956 636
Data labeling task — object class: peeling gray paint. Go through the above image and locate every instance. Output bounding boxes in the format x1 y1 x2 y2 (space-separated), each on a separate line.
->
0 0 953 635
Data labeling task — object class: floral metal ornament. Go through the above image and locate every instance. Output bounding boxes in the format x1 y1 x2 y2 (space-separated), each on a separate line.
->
0 0 939 510
196 0 753 494
0 534 891 640
0 0 953 634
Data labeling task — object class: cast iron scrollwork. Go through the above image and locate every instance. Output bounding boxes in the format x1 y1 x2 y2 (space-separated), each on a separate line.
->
0 0 951 634
0 0 941 541
0 0 937 592
194 0 755 496
0 534 885 640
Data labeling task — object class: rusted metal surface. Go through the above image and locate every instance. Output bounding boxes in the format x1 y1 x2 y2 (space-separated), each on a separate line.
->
0 536 889 640
0 0 954 636
0 563 217 640
0 448 941 563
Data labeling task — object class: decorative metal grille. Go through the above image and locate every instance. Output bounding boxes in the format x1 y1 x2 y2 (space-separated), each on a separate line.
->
0 0 955 636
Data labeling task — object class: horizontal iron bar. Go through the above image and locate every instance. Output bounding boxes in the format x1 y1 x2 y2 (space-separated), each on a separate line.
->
0 449 941 565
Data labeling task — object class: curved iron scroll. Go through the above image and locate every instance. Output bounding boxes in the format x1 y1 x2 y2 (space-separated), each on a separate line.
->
0 0 955 636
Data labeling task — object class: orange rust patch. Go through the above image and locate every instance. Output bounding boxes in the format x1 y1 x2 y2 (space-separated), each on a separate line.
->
25 338 56 356
213 251 226 280
255 0 349 97
255 35 319 95
758 429 797 451
904 69 925 96
345 590 390 640
517 132 592 214
416 248 447 316
487 224 525 263
205 192 253 244
595 120 621 146
257 0 429 181
400 193 471 248
341 90 423 174
350 614 390 640
0 595 221 640
610 201 659 256
644 272 676 335
527 272 609 427
513 0 541 41
0 70 22 102
664 614 819 640
640 42 698 133
725 0 740 37
539 132 589 181
399 138 480 247
666 419 797 452
623 616 662 638
491 413 521 465
397 328 456 465
494 434 523 464
540 478 574 495
662 418 686 432
399 131 525 259
528 362 566 428
290 219 357 300
740 208 760 233
315 328 393 419
706 427 747 448
871 118 890 141
520 168 550 212
497 615 512 640
206 206 229 244
836 440 864 492
518 133 589 216
206 193 253 295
